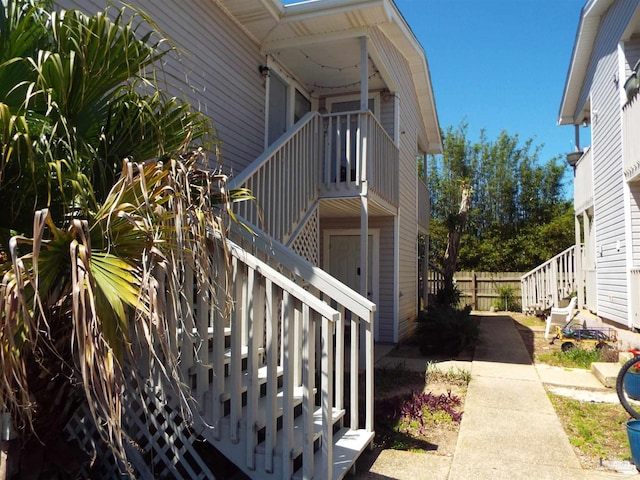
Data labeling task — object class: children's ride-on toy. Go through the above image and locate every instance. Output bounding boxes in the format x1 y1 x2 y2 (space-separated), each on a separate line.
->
550 319 617 352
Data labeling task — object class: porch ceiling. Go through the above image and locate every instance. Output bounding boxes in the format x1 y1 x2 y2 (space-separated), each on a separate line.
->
215 0 442 153
267 38 387 95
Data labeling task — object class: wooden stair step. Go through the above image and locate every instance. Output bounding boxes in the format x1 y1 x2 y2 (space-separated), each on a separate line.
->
188 344 265 377
219 365 284 402
251 386 317 430
255 407 345 459
292 428 374 480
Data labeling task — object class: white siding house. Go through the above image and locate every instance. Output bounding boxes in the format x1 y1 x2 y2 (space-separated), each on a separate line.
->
55 0 442 478
524 0 640 329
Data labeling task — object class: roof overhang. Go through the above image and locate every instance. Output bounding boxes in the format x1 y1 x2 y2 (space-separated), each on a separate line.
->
558 0 615 125
216 0 442 153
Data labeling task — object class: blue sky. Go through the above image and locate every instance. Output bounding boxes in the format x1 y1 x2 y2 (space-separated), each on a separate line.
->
394 0 586 164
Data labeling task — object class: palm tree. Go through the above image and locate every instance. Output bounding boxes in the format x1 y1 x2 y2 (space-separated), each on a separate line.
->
0 1 248 476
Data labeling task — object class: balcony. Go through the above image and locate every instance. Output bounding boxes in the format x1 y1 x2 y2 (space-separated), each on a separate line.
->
232 111 400 244
320 111 399 213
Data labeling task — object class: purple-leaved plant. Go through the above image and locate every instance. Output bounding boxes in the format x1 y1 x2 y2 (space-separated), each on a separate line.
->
375 390 463 449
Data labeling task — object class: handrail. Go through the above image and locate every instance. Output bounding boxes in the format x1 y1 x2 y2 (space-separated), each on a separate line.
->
521 245 576 278
229 220 375 440
226 238 339 323
230 111 322 243
179 233 346 477
230 221 376 321
521 245 578 314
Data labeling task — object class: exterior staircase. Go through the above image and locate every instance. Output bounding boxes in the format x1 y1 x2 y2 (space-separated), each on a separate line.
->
181 236 376 479
521 245 580 315
63 111 379 479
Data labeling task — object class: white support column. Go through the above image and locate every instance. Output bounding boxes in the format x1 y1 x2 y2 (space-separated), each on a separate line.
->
575 214 584 310
359 35 369 365
360 36 369 112
583 211 594 311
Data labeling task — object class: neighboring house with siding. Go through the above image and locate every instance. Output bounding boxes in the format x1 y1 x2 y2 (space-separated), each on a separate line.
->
523 0 640 329
56 0 442 478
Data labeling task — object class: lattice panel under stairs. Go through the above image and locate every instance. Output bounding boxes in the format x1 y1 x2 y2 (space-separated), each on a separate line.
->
288 206 319 266
63 382 214 480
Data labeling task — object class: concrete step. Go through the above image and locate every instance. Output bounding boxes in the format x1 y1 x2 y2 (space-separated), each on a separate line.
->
591 362 621 388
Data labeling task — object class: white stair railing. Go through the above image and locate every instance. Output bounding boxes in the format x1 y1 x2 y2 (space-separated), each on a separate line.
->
521 245 579 314
230 112 322 244
175 232 374 479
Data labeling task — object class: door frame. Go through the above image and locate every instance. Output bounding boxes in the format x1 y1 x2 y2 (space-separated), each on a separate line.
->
322 228 380 341
264 59 314 148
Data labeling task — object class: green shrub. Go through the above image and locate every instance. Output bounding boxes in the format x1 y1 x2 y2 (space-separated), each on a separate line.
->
434 281 462 309
415 305 478 356
492 284 521 312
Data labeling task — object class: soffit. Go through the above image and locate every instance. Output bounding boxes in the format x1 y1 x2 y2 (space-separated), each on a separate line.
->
216 0 442 153
559 0 615 125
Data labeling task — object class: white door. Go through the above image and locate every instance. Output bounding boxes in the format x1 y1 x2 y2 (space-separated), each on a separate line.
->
325 231 379 341
328 235 373 299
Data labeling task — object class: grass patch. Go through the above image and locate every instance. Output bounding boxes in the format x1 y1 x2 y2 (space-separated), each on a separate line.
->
549 393 631 462
512 313 545 329
537 347 613 369
425 362 471 387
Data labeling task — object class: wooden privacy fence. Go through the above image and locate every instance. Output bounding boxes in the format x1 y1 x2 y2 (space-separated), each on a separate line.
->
454 271 525 311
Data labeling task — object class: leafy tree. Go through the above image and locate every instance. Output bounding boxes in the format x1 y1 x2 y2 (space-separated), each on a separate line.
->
427 121 573 274
0 1 249 476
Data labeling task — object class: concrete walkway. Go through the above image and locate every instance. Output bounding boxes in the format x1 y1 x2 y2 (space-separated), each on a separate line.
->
355 314 637 479
449 315 585 479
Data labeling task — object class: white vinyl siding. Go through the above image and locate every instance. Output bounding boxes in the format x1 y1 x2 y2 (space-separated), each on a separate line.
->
58 0 267 173
370 28 423 342
588 0 640 324
379 94 396 142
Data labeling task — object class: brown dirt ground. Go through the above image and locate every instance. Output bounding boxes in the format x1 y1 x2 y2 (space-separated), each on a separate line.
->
374 344 471 457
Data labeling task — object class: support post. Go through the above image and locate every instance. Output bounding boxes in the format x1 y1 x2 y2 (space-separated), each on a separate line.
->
575 215 584 310
359 35 369 367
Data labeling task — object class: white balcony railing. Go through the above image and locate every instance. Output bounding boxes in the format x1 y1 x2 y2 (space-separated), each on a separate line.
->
231 110 400 245
231 112 322 244
321 111 399 206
